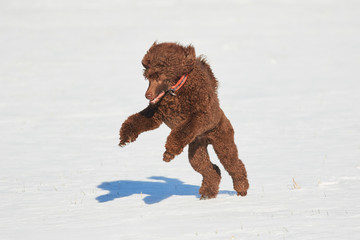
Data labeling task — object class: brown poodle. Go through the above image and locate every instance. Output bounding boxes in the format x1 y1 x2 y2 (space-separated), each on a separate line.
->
119 42 249 199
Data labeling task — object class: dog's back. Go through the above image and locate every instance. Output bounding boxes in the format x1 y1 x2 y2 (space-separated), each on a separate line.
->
197 56 218 93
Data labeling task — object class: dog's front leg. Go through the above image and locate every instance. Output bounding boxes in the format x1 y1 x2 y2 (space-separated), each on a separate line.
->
163 119 204 162
119 105 162 147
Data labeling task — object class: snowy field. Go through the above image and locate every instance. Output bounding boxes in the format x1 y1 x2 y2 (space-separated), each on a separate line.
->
1 0 360 239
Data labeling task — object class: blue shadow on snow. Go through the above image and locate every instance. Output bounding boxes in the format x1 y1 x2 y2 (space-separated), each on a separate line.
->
96 176 236 204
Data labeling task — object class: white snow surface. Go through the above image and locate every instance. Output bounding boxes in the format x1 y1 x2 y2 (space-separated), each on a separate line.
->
1 0 360 239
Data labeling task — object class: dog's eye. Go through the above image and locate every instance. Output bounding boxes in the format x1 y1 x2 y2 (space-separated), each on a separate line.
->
150 72 159 79
156 62 168 68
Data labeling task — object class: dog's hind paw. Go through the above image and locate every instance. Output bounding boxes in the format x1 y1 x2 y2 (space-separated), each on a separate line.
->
200 195 209 200
237 191 247 197
200 194 217 200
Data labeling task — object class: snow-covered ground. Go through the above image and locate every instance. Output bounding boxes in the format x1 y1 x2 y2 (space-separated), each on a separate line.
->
1 0 359 239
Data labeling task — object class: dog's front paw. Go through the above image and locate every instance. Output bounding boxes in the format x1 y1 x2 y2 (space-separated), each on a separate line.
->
118 139 130 148
119 124 138 147
119 133 136 147
163 151 175 162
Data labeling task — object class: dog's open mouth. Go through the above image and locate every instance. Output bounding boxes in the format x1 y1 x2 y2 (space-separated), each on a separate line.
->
150 91 165 105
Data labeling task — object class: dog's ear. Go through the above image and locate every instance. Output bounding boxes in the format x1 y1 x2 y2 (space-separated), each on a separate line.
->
184 44 196 70
151 41 158 47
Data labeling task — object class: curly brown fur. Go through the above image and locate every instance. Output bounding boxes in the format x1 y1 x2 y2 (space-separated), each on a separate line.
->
119 42 249 199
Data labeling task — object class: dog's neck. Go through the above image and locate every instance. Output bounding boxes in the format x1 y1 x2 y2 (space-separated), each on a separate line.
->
167 74 189 96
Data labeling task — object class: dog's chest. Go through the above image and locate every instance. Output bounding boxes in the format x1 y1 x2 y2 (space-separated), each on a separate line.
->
159 98 189 129
163 115 187 129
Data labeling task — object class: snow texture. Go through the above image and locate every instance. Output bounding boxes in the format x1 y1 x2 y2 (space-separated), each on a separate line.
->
1 0 359 239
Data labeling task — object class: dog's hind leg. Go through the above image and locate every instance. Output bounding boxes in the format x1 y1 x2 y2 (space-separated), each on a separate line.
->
188 137 221 199
209 116 249 196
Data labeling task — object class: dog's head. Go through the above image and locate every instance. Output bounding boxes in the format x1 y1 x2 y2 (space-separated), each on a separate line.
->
142 42 195 104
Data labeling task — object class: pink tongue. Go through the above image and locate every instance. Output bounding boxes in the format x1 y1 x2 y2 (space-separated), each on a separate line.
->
150 91 165 104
